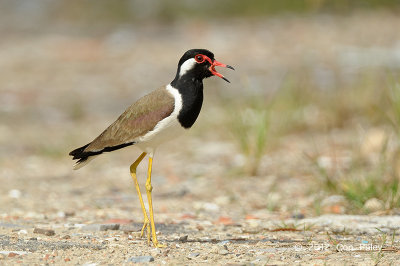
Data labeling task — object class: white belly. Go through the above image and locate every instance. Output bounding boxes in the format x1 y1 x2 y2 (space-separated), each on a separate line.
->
135 117 186 154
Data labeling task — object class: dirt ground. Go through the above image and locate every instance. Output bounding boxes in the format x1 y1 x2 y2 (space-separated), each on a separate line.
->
1 11 400 265
1 133 400 265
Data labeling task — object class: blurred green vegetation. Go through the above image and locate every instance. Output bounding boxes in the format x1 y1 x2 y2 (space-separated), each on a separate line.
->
307 143 400 214
227 99 270 176
223 67 400 212
4 0 400 26
63 0 400 19
227 69 400 134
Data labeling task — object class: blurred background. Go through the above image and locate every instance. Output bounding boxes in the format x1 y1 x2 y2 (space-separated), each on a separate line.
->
1 0 400 222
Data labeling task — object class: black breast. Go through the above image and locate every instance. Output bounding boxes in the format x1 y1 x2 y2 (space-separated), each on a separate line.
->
173 78 204 129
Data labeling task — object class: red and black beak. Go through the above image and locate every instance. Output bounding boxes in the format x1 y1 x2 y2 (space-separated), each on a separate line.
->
209 60 235 83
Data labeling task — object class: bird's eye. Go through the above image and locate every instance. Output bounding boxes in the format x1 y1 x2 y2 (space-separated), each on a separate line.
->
195 54 205 63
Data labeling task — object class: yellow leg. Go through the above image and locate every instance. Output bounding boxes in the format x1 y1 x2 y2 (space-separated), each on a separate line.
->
129 152 151 242
145 156 165 248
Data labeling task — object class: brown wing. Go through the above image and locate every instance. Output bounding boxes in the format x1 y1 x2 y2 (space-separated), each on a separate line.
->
85 86 175 152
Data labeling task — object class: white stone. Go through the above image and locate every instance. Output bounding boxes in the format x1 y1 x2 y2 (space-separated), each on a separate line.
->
8 189 21 199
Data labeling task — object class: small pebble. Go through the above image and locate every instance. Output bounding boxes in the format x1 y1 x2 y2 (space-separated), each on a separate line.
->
99 224 120 231
217 244 229 255
57 211 75 218
83 262 97 266
179 235 188 242
82 224 120 231
33 228 55 236
291 213 305 219
364 198 384 212
8 189 21 199
187 252 200 259
127 256 155 263
0 251 28 256
218 249 229 255
200 202 220 212
162 249 170 257
18 229 28 235
104 237 119 242
81 224 102 231
65 211 75 217
151 248 162 256
196 225 204 231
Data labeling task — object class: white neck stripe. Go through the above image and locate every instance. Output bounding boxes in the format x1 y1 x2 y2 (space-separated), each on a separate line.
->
179 58 196 77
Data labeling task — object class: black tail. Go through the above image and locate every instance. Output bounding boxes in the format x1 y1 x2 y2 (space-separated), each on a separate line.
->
69 142 135 168
69 143 92 165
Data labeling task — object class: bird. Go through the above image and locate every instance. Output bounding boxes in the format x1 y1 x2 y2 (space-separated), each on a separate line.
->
69 49 234 247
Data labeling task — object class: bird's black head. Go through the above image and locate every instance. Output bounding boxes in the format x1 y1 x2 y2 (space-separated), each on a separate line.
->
173 49 234 84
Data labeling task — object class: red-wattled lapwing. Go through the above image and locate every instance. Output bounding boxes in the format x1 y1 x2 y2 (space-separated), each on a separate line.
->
69 49 234 247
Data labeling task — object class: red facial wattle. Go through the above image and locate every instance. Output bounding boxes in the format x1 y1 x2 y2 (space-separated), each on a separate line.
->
195 54 235 83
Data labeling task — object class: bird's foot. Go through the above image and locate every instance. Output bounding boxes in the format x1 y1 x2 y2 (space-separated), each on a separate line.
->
140 220 165 247
151 230 165 248
152 241 166 248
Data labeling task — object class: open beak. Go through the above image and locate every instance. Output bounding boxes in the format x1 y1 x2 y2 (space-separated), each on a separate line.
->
209 60 235 83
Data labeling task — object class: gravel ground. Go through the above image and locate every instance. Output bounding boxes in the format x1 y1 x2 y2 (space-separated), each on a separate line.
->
1 11 400 265
1 214 400 264
1 136 400 265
